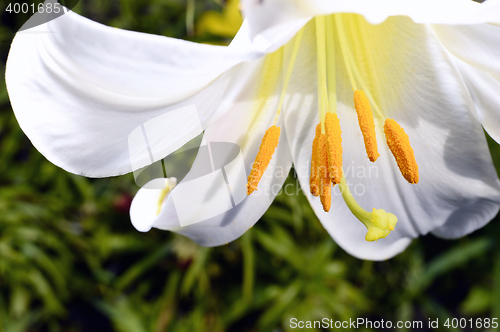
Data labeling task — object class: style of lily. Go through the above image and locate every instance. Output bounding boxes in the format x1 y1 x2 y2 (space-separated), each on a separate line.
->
6 0 500 260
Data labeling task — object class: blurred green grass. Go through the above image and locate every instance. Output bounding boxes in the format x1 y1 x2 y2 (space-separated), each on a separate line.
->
1 1 500 331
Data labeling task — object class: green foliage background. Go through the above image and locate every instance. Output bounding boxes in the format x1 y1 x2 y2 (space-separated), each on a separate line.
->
1 1 500 331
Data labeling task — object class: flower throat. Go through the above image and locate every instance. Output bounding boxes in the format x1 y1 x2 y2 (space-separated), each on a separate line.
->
246 14 419 242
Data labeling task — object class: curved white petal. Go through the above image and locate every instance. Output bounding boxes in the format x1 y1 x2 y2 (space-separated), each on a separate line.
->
283 17 500 260
130 178 177 232
432 23 500 144
242 0 500 40
433 23 500 79
130 57 293 246
430 195 500 239
6 11 300 177
230 19 309 54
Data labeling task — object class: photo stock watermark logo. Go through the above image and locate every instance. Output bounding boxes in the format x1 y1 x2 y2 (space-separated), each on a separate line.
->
2 0 79 32
127 106 382 227
128 105 248 227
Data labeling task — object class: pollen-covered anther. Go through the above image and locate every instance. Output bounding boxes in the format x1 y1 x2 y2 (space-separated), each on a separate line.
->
318 134 331 212
247 125 281 195
384 118 419 184
309 124 322 197
354 90 380 162
324 112 343 185
365 208 398 242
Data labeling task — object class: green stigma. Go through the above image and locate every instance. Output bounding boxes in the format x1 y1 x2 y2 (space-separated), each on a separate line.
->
339 176 398 242
365 208 398 242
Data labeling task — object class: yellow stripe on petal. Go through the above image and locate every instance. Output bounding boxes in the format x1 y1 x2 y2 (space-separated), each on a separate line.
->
247 125 281 195
156 187 170 216
310 123 322 197
156 178 177 215
325 112 343 185
384 119 419 184
354 90 380 162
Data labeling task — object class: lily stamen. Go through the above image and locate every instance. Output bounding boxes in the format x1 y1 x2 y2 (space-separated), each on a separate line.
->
318 133 331 212
248 31 303 196
324 112 343 185
307 15 400 237
354 90 380 162
384 119 419 184
245 49 282 196
332 17 418 184
254 15 418 240
310 124 322 197
247 125 281 195
312 16 334 212
335 14 380 163
313 16 343 212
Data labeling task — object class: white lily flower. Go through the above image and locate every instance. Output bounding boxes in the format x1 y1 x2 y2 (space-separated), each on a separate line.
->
6 0 500 260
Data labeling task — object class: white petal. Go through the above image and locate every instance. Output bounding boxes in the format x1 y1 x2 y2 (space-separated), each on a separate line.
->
130 178 177 232
283 17 500 260
430 195 500 239
230 18 309 54
130 57 293 246
432 23 500 143
240 0 312 39
242 0 500 40
433 23 500 78
6 11 286 177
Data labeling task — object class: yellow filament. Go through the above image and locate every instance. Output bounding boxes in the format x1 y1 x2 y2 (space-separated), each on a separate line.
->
326 15 337 114
318 134 331 212
339 176 398 242
324 112 343 185
273 29 304 124
354 90 380 162
351 17 385 119
338 16 384 119
346 52 384 119
337 15 380 161
384 119 419 184
253 50 282 116
334 14 357 91
316 16 329 133
310 124 322 197
247 125 281 195
245 48 283 147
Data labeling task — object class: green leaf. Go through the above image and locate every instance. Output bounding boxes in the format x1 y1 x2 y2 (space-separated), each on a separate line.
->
115 243 172 291
408 238 492 296
241 231 255 304
460 286 491 315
